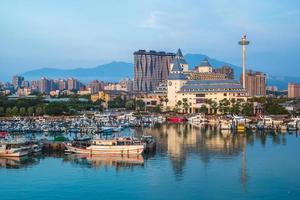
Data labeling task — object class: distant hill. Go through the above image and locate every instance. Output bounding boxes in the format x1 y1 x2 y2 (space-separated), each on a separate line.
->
20 54 298 89
21 61 133 82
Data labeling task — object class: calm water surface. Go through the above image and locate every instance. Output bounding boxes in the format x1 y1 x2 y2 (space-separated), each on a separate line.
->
1 123 300 200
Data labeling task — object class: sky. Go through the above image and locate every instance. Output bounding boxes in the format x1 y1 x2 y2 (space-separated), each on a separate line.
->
0 0 300 81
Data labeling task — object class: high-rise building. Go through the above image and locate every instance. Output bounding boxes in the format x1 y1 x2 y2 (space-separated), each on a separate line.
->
213 66 234 80
134 50 175 91
12 75 24 90
39 77 51 94
67 78 81 91
288 83 300 98
88 80 103 94
243 70 266 97
56 79 67 91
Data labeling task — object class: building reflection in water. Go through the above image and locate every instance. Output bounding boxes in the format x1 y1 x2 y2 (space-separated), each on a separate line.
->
134 123 288 189
63 154 144 171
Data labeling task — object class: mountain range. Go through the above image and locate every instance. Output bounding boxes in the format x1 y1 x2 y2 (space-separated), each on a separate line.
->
20 54 298 89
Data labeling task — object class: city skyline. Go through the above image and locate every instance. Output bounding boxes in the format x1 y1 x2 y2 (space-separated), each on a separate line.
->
1 0 300 80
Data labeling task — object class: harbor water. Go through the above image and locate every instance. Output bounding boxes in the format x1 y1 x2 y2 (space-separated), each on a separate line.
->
1 123 300 200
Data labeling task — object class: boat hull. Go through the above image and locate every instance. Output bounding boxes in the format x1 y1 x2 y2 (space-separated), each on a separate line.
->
0 149 30 157
65 144 145 155
167 117 185 123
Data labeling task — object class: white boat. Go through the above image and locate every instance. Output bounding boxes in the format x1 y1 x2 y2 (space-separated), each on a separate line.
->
31 144 42 153
65 138 145 155
257 115 283 129
220 120 232 130
287 116 300 131
188 114 208 124
0 142 31 157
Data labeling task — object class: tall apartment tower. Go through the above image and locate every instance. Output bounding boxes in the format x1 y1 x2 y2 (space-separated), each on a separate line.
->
134 50 175 91
242 70 266 97
12 75 24 90
67 78 81 91
39 77 51 94
288 83 300 98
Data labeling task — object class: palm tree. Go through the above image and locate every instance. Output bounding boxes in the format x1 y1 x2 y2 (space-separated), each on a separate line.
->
211 100 218 114
164 98 169 106
219 98 230 115
175 100 182 113
205 98 213 114
182 98 189 113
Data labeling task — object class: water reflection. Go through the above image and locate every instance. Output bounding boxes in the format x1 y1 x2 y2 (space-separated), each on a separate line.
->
0 156 39 169
63 154 144 171
1 124 294 192
134 123 290 187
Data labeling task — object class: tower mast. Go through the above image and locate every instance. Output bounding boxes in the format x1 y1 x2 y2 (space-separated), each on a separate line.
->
238 34 250 88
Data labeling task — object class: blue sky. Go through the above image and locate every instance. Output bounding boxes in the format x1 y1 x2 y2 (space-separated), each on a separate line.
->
0 0 300 81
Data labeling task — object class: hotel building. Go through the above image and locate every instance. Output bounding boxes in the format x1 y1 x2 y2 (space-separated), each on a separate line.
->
167 59 247 113
134 50 175 91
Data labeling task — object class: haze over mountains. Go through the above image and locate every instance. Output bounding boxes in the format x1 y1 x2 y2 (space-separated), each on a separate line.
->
19 54 297 89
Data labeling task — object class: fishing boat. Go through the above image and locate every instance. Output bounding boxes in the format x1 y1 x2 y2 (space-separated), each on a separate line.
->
65 137 145 155
167 117 186 123
0 142 32 157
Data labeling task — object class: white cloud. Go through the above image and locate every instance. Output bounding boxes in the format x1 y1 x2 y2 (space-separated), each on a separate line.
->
141 11 165 28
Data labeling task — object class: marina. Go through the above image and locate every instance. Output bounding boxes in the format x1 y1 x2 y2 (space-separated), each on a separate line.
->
0 123 299 200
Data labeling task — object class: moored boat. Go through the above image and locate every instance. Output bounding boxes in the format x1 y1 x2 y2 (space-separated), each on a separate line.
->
167 117 186 123
0 142 32 157
65 137 145 155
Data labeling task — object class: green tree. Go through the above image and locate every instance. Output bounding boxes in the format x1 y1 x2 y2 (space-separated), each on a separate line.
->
175 100 182 113
125 99 135 110
136 99 145 111
108 96 126 108
211 100 218 114
241 102 253 116
230 100 241 115
45 102 69 115
27 107 35 116
19 107 27 116
182 98 189 113
218 98 230 114
0 107 4 116
164 98 169 106
6 107 12 116
12 106 19 116
36 106 44 116
199 105 208 114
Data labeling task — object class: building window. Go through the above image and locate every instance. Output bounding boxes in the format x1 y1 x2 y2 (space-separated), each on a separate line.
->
196 94 205 97
224 93 227 96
